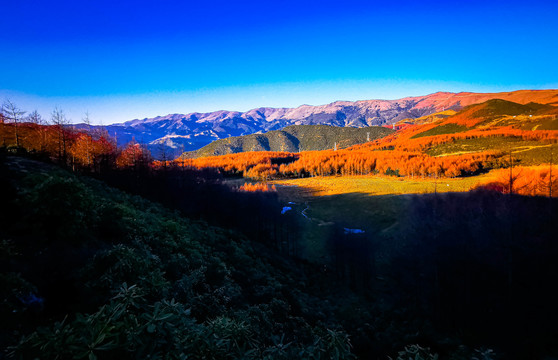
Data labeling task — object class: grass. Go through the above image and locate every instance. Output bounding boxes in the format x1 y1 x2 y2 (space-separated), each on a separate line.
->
519 117 558 130
272 173 497 197
396 110 457 125
272 173 499 263
510 144 554 166
273 183 410 263
425 137 554 166
410 123 469 139
427 136 536 153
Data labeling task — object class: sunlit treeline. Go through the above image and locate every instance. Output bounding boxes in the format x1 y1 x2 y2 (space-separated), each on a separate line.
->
477 165 558 197
167 111 558 180
238 182 277 192
171 147 501 180
162 111 557 182
278 150 500 179
170 151 299 175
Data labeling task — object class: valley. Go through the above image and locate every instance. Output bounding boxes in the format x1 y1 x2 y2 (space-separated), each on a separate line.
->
2 89 558 359
272 172 497 197
174 95 558 202
4 0 558 357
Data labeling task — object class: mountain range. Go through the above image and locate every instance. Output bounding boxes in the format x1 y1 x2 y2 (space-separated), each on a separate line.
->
77 90 558 159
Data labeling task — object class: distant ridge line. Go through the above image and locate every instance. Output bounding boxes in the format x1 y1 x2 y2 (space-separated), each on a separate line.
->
74 89 558 159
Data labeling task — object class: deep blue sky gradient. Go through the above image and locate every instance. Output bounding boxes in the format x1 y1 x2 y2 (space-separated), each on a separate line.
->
1 0 557 124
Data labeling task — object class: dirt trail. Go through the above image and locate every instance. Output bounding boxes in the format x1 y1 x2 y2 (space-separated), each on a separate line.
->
512 144 552 153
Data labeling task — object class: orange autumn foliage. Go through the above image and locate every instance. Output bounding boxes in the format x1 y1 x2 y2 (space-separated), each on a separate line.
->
164 105 557 184
174 151 298 178
68 133 114 167
1 122 119 166
173 146 500 180
477 165 558 197
352 125 558 153
277 149 498 178
238 182 277 192
116 142 152 168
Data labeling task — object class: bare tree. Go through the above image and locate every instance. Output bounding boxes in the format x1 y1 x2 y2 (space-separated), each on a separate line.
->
27 110 49 152
83 111 93 131
51 107 69 162
0 112 6 147
157 141 169 171
26 110 42 124
2 99 26 148
502 150 527 195
83 111 92 167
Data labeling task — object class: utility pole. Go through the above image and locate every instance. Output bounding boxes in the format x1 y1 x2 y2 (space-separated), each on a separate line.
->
180 143 185 171
0 113 6 147
509 150 513 195
83 111 92 167
550 145 553 198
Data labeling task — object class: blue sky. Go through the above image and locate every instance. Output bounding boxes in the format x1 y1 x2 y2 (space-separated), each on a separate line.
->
1 0 557 124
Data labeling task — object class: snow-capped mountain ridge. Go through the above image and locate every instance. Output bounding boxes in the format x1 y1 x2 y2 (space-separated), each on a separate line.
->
82 90 558 159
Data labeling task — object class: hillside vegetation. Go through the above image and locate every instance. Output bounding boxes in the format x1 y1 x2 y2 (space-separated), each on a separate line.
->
187 125 394 158
4 153 558 359
172 98 558 197
395 109 457 126
0 155 356 359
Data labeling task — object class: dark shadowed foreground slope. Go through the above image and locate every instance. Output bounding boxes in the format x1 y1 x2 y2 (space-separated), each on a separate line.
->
2 153 558 359
0 155 355 359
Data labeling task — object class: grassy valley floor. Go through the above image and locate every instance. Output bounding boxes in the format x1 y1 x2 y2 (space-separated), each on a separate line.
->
272 172 498 197
269 172 508 265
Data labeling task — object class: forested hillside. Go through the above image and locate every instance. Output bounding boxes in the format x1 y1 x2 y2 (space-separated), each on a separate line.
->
187 125 394 157
0 154 356 359
175 99 558 196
